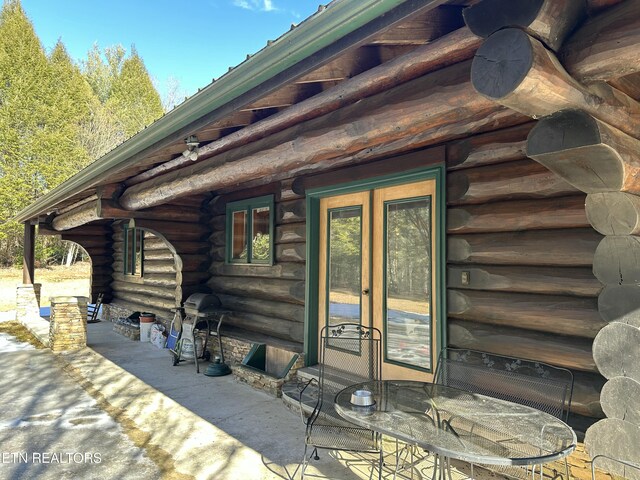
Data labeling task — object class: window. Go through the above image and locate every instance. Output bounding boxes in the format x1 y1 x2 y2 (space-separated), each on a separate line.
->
226 195 274 264
124 226 144 276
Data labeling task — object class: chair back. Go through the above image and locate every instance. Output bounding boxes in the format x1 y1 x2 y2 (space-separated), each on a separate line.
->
592 454 640 480
434 348 574 421
319 323 382 395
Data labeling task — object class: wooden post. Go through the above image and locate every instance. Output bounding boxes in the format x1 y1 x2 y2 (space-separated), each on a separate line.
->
22 222 35 285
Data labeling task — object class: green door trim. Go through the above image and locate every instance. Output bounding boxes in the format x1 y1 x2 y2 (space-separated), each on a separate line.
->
304 164 447 366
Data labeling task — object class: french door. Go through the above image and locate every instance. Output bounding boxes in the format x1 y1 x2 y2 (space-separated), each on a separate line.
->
318 179 438 380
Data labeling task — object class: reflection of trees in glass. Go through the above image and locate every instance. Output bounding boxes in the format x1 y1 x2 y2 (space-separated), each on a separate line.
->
387 199 431 303
329 210 361 295
252 232 270 260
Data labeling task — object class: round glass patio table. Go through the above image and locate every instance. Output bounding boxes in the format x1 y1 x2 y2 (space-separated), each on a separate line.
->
334 380 576 467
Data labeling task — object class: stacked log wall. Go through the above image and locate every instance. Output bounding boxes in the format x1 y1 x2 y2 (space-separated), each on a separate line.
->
208 182 305 350
445 123 606 421
109 199 212 326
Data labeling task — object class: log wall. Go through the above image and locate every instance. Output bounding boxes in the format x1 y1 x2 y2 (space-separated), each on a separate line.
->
208 182 306 350
445 123 606 420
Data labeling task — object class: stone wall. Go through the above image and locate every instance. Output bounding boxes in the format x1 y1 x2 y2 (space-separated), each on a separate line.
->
49 296 88 352
15 283 41 320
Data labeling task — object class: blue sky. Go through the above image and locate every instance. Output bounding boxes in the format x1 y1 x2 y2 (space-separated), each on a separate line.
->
21 0 322 103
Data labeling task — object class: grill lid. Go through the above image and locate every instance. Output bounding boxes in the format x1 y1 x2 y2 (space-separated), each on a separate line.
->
184 293 221 315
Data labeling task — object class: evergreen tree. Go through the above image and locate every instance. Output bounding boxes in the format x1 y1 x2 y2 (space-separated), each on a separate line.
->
106 47 164 138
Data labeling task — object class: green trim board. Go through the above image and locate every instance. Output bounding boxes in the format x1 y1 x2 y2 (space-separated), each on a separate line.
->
225 195 274 265
304 164 447 366
123 226 144 277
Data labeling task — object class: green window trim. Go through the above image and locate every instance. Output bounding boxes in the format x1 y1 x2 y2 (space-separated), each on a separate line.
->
225 195 275 265
123 226 144 277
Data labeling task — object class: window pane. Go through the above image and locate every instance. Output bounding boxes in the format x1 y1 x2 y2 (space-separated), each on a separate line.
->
125 228 134 275
232 210 247 261
251 206 270 262
135 229 144 276
327 207 362 327
385 198 432 370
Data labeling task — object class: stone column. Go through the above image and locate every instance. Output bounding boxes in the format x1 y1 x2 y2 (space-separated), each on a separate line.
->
16 283 42 320
49 296 88 352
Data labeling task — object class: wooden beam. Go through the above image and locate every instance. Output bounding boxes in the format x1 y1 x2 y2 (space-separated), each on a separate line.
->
593 322 640 381
448 319 597 372
586 192 640 235
448 289 604 338
471 28 640 139
527 110 640 195
370 6 465 45
207 276 305 305
562 0 640 84
22 223 35 284
122 27 482 189
447 195 588 233
447 264 601 297
51 201 99 231
463 0 586 51
593 235 640 285
447 159 579 206
448 228 601 266
598 285 640 325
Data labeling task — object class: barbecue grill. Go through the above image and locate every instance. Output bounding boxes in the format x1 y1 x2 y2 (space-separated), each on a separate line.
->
170 293 231 375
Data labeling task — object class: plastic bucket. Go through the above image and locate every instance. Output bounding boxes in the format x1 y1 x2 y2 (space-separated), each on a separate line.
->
140 321 153 342
139 312 156 323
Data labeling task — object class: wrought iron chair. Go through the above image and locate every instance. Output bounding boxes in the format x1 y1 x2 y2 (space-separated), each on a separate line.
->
591 454 640 480
299 323 383 479
434 348 574 479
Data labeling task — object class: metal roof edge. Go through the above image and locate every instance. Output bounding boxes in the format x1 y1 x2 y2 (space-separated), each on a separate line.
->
16 0 410 223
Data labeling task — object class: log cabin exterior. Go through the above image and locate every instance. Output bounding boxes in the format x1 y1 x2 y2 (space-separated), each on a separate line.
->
15 0 640 467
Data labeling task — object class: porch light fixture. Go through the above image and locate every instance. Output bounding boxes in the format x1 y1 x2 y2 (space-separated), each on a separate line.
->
183 135 200 161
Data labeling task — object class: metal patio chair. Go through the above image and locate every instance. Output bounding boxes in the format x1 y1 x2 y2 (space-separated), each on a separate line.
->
87 293 103 323
592 454 640 480
299 323 383 480
434 348 575 480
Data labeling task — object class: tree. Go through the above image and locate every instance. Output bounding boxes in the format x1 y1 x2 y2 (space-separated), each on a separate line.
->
106 47 164 138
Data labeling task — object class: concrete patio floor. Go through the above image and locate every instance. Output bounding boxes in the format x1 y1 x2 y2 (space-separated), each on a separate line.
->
16 315 601 480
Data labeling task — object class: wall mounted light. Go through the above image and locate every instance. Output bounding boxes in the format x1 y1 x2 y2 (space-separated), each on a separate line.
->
183 135 200 161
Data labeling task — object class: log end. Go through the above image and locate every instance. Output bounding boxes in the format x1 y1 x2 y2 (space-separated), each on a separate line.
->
463 0 543 38
585 418 640 478
527 110 601 156
598 285 640 326
586 193 640 236
471 28 534 100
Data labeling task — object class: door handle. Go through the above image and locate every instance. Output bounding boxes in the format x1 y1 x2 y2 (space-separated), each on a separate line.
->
362 288 370 295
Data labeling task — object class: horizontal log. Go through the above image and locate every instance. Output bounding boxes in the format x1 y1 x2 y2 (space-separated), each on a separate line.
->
52 201 99 231
600 376 640 427
61 237 112 250
208 275 305 305
110 291 177 311
142 250 174 261
292 146 444 194
584 419 640 474
447 265 602 297
593 236 640 285
111 281 176 301
125 26 482 186
56 225 112 237
178 271 210 286
446 125 532 171
119 60 516 211
113 272 176 288
207 184 281 215
448 289 604 338
113 260 175 274
223 311 304 344
99 201 206 223
447 195 588 233
209 261 305 281
598 285 640 326
562 0 640 84
276 244 306 263
88 255 113 268
132 220 210 241
527 110 640 194
177 284 210 303
76 246 112 258
586 192 640 235
217 294 304 323
447 159 578 205
448 319 597 372
463 0 586 51
176 254 210 272
471 29 640 139
277 199 306 225
593 322 640 381
572 371 605 418
448 228 601 266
